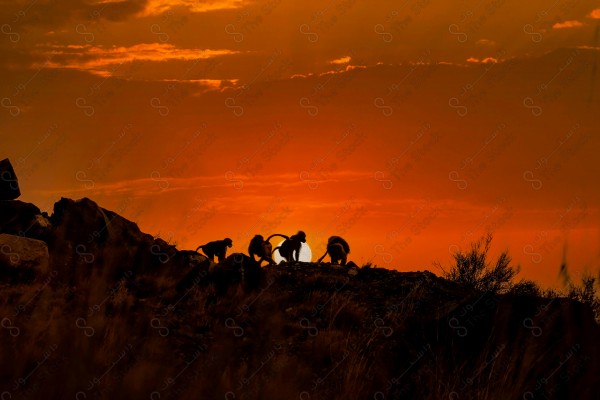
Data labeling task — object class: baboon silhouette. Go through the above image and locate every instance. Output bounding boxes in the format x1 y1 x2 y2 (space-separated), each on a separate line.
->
317 236 350 266
270 231 306 263
195 238 233 262
248 235 276 266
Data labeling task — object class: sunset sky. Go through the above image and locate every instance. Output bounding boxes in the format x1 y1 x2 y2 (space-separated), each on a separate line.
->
2 0 599 288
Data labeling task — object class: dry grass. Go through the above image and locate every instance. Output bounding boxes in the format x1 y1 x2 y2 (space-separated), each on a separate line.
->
1 258 598 399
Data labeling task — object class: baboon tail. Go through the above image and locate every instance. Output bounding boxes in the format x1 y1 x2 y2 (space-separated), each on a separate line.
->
265 233 289 243
316 250 329 263
271 246 281 256
195 243 207 253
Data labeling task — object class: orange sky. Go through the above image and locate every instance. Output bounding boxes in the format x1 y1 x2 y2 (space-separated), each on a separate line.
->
2 0 599 288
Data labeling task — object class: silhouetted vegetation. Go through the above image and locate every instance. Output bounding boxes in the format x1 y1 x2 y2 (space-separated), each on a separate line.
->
436 234 519 294
564 272 600 322
509 279 542 296
437 234 600 322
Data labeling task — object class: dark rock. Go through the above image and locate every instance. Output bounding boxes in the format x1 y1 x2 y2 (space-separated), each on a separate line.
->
213 253 262 293
0 200 50 239
47 197 188 300
0 158 20 200
0 233 49 280
50 197 112 246
174 251 211 293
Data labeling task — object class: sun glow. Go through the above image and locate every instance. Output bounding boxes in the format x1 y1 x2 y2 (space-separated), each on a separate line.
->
273 240 312 263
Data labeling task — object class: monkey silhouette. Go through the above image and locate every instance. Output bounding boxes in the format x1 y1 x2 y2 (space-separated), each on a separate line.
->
317 236 350 266
248 235 277 266
269 231 306 263
195 238 232 262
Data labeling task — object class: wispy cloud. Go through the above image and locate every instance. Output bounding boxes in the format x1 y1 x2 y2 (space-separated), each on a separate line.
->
0 0 147 27
34 170 375 199
475 39 496 46
142 0 246 15
466 57 498 63
552 20 584 29
329 56 351 65
32 43 238 75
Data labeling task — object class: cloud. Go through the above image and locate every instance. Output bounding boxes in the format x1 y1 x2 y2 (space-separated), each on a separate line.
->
329 56 351 65
0 0 148 28
142 0 246 15
32 43 239 75
466 57 498 64
36 170 374 199
476 39 496 46
589 8 600 19
552 20 584 29
163 78 239 91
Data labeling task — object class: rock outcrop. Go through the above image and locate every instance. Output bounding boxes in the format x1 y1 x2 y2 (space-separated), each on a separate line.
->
0 158 20 200
45 197 208 299
0 233 49 279
0 200 50 239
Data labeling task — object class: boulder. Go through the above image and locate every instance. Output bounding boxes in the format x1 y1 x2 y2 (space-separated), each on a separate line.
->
48 197 180 292
0 200 50 239
49 198 172 258
50 197 112 246
0 233 49 275
173 251 212 293
0 158 20 200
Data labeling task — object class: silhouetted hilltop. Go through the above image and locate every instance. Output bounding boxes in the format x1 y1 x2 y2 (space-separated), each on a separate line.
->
1 196 598 400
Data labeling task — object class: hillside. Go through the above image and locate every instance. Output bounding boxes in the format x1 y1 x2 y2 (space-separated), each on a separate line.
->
1 196 599 400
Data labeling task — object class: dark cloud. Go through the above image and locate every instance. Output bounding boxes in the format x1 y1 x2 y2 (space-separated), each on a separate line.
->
0 0 148 29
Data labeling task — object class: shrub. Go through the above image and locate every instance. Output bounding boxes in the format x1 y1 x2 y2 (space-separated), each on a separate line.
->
566 273 600 322
437 234 519 294
510 279 541 296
